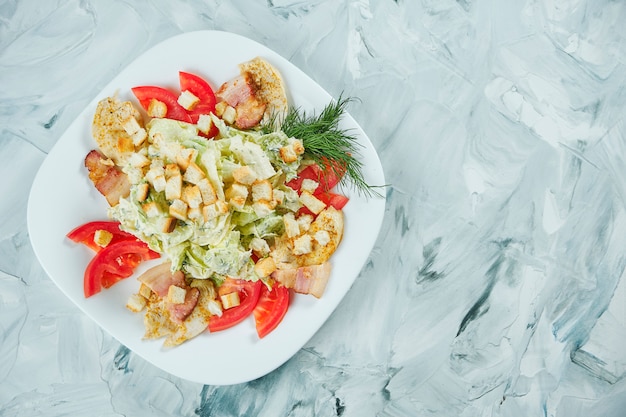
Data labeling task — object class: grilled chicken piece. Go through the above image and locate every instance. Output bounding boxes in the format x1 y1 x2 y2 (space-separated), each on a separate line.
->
134 263 223 346
92 96 145 164
84 149 130 206
216 57 288 129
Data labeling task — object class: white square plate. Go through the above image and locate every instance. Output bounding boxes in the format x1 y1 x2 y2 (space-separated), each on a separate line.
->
27 30 386 385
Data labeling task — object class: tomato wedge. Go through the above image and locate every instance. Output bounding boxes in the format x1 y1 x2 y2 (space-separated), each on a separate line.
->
314 192 349 210
179 71 217 110
83 240 160 297
286 161 345 194
67 221 136 252
208 279 263 332
253 284 290 338
131 86 192 123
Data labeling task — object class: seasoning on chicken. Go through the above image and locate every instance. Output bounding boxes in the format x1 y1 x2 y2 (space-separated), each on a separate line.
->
92 96 147 164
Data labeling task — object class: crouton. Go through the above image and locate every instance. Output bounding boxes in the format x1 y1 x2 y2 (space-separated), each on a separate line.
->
167 285 187 304
251 179 272 202
147 99 167 118
220 292 241 310
197 178 217 205
126 293 147 312
182 184 203 209
183 161 206 185
177 90 200 110
299 191 326 215
283 212 300 238
293 234 312 255
169 199 188 221
93 229 113 247
165 174 182 200
233 166 258 185
254 257 276 278
226 183 248 210
135 182 150 202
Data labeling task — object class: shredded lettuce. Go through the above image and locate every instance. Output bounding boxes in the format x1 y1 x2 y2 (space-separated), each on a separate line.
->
108 114 305 286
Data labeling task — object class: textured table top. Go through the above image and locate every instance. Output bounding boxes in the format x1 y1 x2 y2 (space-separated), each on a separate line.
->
2 1 626 416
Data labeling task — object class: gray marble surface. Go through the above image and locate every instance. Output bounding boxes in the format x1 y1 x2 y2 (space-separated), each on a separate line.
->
2 0 626 416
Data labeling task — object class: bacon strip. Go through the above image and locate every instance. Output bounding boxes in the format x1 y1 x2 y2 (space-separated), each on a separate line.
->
168 287 200 324
271 262 331 298
216 75 267 129
84 149 130 206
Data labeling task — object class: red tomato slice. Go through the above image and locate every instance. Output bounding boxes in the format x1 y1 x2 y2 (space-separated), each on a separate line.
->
286 161 346 194
84 240 160 297
208 279 263 332
179 71 217 110
253 284 290 338
67 221 137 252
314 192 349 210
131 86 192 123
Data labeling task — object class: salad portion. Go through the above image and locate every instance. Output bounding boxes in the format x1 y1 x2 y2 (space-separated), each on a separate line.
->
70 57 368 346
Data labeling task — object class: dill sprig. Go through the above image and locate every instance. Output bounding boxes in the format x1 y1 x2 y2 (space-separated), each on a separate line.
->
264 95 381 198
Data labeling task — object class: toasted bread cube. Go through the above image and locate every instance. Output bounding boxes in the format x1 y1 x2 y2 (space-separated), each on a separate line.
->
297 214 314 233
220 291 241 310
197 178 217 205
182 184 203 209
300 179 319 194
197 114 213 135
252 200 274 217
292 139 304 155
176 148 198 171
273 189 285 205
122 116 142 135
135 183 150 202
183 161 206 185
233 166 258 185
249 237 270 256
293 234 312 255
279 145 298 163
165 174 182 200
188 206 203 222
167 285 187 304
226 183 248 210
177 90 200 110
254 257 276 278
93 229 113 247
169 199 188 221
142 201 161 217
203 202 221 221
215 101 228 117
147 99 167 118
314 230 331 246
132 127 148 147
145 163 164 185
283 212 300 238
152 175 166 193
222 105 236 125
299 191 326 215
126 293 147 312
161 216 177 233
165 163 181 178
128 152 150 168
251 180 272 202
138 283 152 299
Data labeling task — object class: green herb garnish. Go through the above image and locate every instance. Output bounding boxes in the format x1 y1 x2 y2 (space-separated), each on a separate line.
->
264 95 381 197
